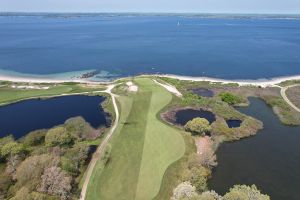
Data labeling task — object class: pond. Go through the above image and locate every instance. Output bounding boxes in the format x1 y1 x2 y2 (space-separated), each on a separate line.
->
209 97 300 200
226 119 242 128
0 95 109 139
191 88 214 97
175 109 216 126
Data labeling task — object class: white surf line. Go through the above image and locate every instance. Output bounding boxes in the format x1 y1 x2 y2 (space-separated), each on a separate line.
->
280 84 300 113
153 79 182 97
80 84 119 200
155 74 300 88
0 74 109 85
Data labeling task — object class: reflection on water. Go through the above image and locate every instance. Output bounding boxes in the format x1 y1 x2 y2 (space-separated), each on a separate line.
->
209 97 300 200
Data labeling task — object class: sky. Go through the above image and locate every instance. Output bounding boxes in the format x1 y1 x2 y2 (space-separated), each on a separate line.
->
0 0 300 14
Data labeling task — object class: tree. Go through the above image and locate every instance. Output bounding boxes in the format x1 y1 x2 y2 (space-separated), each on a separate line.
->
65 117 92 140
1 142 25 157
171 183 269 200
219 92 242 105
15 154 59 190
0 135 14 150
22 129 47 146
223 185 270 200
39 166 72 200
171 181 198 200
185 118 211 135
45 127 73 147
61 144 89 175
197 191 222 200
1 142 26 176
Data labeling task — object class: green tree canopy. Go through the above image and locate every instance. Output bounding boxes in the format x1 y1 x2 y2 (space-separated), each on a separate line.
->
219 92 242 105
184 118 211 135
223 185 270 200
45 127 73 147
1 142 25 157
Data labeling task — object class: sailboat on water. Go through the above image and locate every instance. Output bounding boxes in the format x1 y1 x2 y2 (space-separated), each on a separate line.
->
177 21 180 26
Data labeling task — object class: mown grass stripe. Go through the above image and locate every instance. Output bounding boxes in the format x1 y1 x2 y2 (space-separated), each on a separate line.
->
95 89 152 200
135 78 185 200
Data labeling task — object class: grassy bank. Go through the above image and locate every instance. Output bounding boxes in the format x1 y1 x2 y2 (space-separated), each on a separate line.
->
0 82 106 105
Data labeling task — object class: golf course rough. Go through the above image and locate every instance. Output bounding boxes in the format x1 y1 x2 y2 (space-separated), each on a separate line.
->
86 78 185 200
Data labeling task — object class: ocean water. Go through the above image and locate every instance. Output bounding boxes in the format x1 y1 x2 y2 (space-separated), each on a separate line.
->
0 14 300 80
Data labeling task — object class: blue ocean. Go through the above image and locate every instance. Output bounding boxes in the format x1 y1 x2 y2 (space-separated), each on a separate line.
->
0 14 300 80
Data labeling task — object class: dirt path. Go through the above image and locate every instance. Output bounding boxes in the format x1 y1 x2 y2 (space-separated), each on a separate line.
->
195 136 212 156
80 84 119 200
280 84 300 113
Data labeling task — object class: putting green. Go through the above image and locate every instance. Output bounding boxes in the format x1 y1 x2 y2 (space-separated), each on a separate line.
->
87 78 185 200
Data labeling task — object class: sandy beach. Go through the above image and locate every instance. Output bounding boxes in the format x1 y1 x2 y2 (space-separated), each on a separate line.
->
1 72 300 87
156 74 300 87
0 74 107 84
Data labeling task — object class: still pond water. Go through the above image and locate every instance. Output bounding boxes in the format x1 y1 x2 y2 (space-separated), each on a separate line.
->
0 95 109 139
175 109 216 126
209 98 300 200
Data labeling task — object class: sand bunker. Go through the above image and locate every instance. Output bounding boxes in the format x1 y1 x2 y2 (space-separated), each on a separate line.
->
126 81 138 92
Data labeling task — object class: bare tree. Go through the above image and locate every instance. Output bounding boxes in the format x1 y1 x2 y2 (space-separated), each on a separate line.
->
39 166 72 200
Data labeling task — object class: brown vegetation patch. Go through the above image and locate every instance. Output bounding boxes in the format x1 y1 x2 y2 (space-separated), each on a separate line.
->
195 136 217 168
286 85 300 109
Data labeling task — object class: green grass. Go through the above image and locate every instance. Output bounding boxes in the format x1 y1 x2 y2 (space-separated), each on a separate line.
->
0 83 105 105
86 78 185 200
86 94 134 200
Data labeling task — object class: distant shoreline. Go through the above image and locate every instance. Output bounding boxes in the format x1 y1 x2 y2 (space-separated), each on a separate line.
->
1 12 300 20
1 72 300 87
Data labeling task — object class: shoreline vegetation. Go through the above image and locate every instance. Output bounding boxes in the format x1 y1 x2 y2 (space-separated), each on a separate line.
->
1 73 300 200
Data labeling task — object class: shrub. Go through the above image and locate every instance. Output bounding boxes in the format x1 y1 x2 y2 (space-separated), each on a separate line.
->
184 118 211 135
31 192 59 200
182 165 211 193
9 187 31 200
219 92 242 105
189 167 208 192
0 173 12 198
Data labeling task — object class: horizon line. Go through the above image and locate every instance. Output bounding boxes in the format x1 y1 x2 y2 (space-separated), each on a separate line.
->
0 11 300 16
